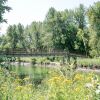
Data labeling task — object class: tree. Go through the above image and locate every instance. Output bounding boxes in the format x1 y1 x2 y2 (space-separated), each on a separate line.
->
44 8 77 51
0 34 8 50
6 25 18 49
0 0 11 23
16 23 25 49
25 21 43 50
1 2 100 57
62 10 77 51
74 4 86 30
44 7 57 50
75 29 88 55
88 1 100 57
0 0 11 50
74 4 89 55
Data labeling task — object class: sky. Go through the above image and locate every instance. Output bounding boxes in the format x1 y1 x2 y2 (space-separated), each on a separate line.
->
0 0 99 34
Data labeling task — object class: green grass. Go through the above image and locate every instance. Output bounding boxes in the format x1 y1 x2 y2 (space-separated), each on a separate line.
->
16 56 64 63
77 57 100 68
16 57 33 62
15 56 100 69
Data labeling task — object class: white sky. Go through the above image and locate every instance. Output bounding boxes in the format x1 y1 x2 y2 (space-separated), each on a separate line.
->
0 0 99 34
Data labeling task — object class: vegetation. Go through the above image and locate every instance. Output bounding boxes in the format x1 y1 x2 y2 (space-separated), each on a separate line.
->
0 1 100 100
0 0 11 23
0 66 100 100
77 58 100 69
0 1 100 57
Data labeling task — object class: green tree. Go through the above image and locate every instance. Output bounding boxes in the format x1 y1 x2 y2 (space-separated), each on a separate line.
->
16 23 25 49
6 25 18 49
25 22 43 50
44 8 77 51
62 10 77 51
88 1 100 57
44 7 57 50
75 29 89 55
0 0 11 23
74 4 89 55
74 4 86 30
0 34 8 50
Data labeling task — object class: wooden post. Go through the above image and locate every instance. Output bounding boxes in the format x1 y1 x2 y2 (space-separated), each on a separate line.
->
62 56 65 65
73 56 77 69
67 52 70 64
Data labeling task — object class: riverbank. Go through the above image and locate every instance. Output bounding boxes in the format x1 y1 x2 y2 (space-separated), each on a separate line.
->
10 61 100 73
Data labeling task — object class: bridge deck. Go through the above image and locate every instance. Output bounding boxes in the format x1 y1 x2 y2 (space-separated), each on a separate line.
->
0 51 86 58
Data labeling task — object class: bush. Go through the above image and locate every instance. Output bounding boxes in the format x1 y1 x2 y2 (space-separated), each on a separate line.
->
31 58 37 65
47 56 55 62
77 58 100 69
0 56 4 63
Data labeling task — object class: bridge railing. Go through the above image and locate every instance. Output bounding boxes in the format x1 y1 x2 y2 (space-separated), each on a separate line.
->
0 49 67 55
0 49 87 58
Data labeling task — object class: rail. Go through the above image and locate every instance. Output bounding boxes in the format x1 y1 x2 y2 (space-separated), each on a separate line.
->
0 49 86 58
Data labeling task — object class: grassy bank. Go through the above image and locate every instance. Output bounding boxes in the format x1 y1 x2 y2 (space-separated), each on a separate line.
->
16 57 100 69
77 58 100 69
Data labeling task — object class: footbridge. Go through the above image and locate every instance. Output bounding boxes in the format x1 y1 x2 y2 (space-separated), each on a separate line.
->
0 49 86 58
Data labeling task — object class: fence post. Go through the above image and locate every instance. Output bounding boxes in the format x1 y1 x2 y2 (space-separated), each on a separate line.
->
73 56 77 69
67 52 70 64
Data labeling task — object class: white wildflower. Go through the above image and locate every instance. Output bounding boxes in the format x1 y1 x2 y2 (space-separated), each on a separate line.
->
95 89 100 94
98 85 100 89
85 83 93 88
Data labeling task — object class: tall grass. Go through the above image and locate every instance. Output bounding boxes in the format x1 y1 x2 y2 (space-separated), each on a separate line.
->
77 58 100 69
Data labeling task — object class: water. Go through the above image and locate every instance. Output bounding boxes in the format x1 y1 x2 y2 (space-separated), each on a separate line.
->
7 63 50 85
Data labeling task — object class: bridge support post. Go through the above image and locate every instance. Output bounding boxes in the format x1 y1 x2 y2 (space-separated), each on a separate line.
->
66 53 70 65
72 56 77 69
62 56 65 65
17 57 21 63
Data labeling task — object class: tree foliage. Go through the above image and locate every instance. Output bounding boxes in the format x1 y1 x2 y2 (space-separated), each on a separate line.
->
0 1 100 57
0 0 11 23
88 1 100 57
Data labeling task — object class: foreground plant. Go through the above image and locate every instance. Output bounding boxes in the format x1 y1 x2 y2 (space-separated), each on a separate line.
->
0 67 100 100
46 72 100 100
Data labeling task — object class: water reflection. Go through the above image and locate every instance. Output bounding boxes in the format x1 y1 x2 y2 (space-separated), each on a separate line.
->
9 62 49 85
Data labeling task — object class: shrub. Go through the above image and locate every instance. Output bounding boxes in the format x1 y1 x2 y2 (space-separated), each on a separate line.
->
31 58 37 65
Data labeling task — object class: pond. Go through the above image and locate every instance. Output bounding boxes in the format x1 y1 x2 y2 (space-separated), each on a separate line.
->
4 62 51 85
